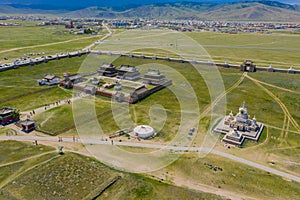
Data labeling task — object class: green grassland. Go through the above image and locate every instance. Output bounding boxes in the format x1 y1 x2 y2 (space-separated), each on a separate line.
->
1 36 103 62
0 142 225 200
97 29 300 69
0 21 80 51
0 127 14 136
226 78 285 128
0 140 299 200
0 56 87 111
249 71 300 91
157 152 300 200
0 21 105 62
187 32 300 68
0 140 54 165
96 173 225 200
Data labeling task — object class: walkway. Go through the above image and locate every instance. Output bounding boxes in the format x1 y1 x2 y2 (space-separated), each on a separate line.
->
0 135 299 183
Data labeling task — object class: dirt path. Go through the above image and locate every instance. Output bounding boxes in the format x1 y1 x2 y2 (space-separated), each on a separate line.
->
246 75 300 133
200 72 247 118
0 150 56 168
172 176 256 200
244 74 300 150
21 92 87 117
246 74 300 95
265 124 300 134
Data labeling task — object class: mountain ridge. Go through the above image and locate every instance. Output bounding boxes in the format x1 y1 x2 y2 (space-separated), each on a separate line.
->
1 1 300 21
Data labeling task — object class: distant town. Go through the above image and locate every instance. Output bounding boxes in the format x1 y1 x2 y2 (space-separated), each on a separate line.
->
1 15 300 34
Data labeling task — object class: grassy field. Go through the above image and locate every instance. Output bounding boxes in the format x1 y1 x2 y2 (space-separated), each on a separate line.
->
0 146 225 200
0 20 105 62
0 56 87 111
187 32 300 68
96 29 300 69
153 152 300 200
1 23 299 70
0 140 54 165
0 21 80 51
0 141 299 200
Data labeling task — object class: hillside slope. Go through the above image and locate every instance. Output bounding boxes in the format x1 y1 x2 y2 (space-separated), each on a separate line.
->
1 1 300 21
67 1 300 21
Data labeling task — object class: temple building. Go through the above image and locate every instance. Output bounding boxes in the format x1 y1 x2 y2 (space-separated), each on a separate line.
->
0 107 19 126
214 101 264 147
142 69 167 85
98 63 118 77
117 65 140 81
114 81 122 91
38 74 60 86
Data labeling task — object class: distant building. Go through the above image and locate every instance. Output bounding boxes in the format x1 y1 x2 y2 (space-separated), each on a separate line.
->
0 107 19 126
117 65 140 81
142 69 167 85
65 21 74 29
98 63 117 77
38 74 60 86
214 101 264 147
240 60 256 72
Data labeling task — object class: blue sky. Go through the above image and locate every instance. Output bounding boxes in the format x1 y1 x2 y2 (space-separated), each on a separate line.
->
1 0 299 9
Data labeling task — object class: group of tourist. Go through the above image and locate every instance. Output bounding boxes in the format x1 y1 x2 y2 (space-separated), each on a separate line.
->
28 110 35 117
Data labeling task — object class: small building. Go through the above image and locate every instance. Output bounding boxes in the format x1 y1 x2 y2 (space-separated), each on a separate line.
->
267 64 275 72
288 66 295 74
60 74 83 89
114 81 122 91
114 92 125 102
98 63 118 77
129 85 149 103
84 85 96 95
38 74 60 86
91 77 99 85
142 69 167 85
0 107 19 126
19 119 35 133
240 60 256 72
133 125 155 139
117 65 140 81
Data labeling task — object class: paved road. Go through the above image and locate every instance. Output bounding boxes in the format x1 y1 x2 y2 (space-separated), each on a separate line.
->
1 135 299 183
82 22 112 51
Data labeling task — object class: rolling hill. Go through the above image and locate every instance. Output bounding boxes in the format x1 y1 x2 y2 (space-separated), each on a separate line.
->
1 1 300 21
72 1 300 21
